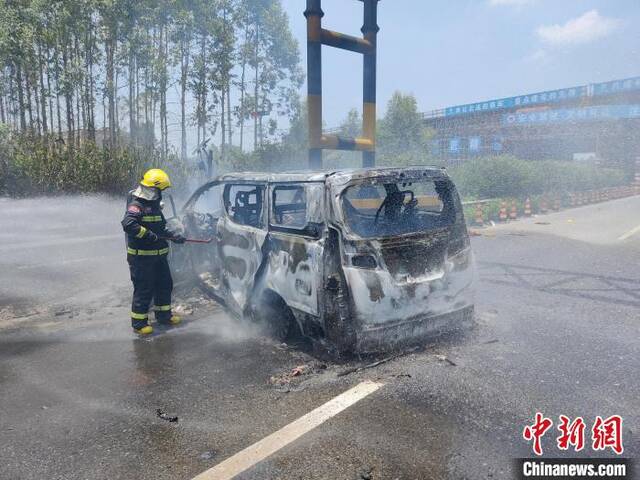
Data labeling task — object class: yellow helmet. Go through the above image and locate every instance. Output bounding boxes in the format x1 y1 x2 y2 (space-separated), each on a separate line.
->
140 169 171 190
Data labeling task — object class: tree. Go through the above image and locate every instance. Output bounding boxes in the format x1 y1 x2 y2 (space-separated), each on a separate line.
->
0 0 303 166
377 91 434 165
339 108 361 138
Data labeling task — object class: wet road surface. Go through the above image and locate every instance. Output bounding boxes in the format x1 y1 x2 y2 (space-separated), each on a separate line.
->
1 195 639 479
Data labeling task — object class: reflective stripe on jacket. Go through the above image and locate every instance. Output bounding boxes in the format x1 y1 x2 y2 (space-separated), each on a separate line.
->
121 190 173 251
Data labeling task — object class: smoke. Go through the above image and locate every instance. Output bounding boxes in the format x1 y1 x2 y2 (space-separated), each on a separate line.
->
0 195 128 311
181 310 264 343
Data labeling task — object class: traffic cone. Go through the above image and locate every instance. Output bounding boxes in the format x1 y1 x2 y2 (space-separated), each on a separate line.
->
474 203 484 226
499 201 508 222
509 200 518 220
524 197 532 216
539 197 548 214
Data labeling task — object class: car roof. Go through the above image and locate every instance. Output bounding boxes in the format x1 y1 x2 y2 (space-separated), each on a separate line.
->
218 165 450 184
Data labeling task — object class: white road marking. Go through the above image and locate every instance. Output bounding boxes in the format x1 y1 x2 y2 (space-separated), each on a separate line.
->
618 224 640 241
191 380 384 480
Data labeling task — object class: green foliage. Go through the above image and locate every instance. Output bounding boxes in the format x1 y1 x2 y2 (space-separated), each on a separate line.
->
278 93 438 170
377 91 435 165
1 132 192 196
339 109 362 139
449 155 626 199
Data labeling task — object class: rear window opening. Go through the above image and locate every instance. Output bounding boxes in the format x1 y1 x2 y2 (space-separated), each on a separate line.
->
342 179 460 238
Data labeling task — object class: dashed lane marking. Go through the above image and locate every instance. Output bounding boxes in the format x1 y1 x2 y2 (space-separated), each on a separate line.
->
618 224 640 241
191 380 385 480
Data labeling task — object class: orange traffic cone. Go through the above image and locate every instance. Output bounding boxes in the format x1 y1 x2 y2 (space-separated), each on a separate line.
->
524 197 532 216
509 200 518 220
474 203 484 226
540 197 548 214
499 201 508 222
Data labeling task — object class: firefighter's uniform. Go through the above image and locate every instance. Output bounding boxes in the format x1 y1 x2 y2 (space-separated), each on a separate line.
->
121 169 185 335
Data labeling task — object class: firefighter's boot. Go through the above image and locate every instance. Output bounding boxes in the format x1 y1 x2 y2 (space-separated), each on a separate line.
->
158 314 181 326
133 321 153 335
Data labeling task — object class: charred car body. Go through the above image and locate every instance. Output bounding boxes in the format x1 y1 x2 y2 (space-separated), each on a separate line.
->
171 166 475 355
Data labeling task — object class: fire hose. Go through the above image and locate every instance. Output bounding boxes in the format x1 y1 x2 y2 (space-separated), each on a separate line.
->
161 236 213 244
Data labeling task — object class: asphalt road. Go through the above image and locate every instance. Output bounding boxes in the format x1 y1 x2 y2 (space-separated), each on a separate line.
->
1 195 639 480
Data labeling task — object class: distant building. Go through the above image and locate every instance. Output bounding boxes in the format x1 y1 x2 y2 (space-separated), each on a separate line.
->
423 76 640 176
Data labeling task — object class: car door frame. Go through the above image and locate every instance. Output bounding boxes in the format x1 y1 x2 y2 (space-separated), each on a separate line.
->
262 181 325 318
215 180 269 316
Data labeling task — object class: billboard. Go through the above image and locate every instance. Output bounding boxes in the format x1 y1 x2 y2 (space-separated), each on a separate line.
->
502 104 640 126
442 76 640 118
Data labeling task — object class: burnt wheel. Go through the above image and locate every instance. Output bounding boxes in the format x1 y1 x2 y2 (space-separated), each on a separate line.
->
254 291 297 342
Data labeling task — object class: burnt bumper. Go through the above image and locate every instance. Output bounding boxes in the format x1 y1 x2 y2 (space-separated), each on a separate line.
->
355 306 474 353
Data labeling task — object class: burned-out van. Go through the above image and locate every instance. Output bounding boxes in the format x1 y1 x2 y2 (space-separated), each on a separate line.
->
171 166 475 354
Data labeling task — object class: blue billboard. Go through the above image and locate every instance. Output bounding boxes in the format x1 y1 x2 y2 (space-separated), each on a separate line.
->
443 76 640 118
502 104 640 126
593 77 640 97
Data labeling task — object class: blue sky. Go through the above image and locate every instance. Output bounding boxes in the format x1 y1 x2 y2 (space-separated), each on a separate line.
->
280 0 640 127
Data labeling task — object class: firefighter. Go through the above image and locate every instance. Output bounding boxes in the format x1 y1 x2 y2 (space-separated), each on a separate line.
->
121 169 186 335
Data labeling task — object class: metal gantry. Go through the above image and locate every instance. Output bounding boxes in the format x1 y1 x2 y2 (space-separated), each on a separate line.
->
304 0 380 169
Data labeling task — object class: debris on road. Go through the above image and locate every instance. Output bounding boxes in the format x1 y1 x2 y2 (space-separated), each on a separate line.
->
534 221 550 225
434 354 457 366
290 365 307 377
271 364 310 384
199 450 217 460
338 348 419 377
357 465 374 480
173 304 194 316
338 356 397 377
173 287 223 317
156 409 179 423
269 362 328 390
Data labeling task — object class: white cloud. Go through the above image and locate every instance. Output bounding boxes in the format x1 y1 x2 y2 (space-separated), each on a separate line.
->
489 0 535 6
525 48 550 64
536 10 621 46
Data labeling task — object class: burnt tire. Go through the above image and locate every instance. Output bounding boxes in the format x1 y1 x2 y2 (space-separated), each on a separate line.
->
254 291 297 342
